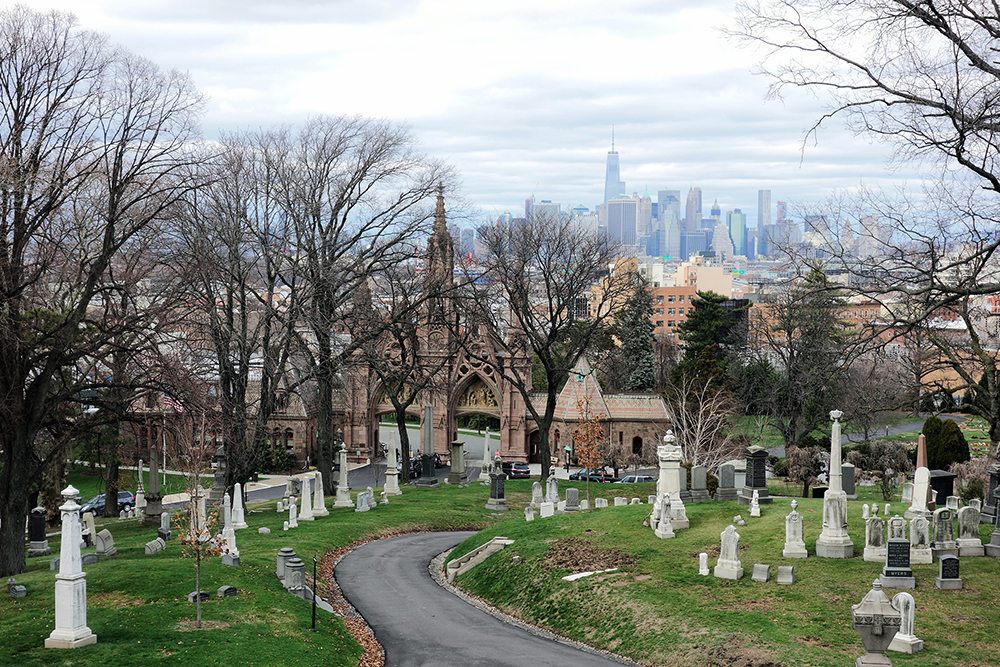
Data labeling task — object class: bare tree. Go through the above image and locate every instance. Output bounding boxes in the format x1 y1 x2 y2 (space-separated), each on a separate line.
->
733 0 1000 462
0 6 205 576
662 372 742 471
273 116 452 494
459 215 627 481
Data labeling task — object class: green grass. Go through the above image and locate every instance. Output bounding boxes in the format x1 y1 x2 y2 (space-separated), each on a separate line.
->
67 467 212 502
451 485 998 667
4 478 998 667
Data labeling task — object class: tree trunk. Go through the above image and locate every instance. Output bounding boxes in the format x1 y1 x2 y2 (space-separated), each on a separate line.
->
315 353 336 496
396 409 411 483
0 429 35 576
103 461 120 518
802 481 809 498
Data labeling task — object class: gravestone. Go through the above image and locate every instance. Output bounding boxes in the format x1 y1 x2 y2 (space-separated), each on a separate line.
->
630 498 641 505
654 498 675 539
935 554 962 590
28 507 50 557
679 464 693 504
690 466 711 502
49 557 60 570
277 500 284 512
258 527 271 535
7 577 26 599
657 432 689 529
738 446 772 505
208 445 228 505
879 538 915 589
416 404 440 488
545 477 559 504
751 563 770 583
811 486 828 498
217 585 238 598
565 488 580 512
910 515 933 564
888 591 923 654
580 500 589 510
557 500 567 512
276 547 296 579
530 481 544 509
698 552 709 576
594 498 608 508
783 500 808 558
187 590 210 603
931 507 957 556
749 489 761 518
956 505 984 556
158 511 171 541
906 467 932 519
851 581 902 667
984 463 1000 524
648 494 656 504
95 529 116 558
334 445 353 507
45 486 97 649
900 482 913 504
842 462 858 501
283 521 289 531
929 470 957 507
232 483 251 527
299 476 314 521
524 507 535 522
144 538 165 555
314 471 331 513
614 497 627 506
81 553 99 565
284 558 306 592
714 462 738 502
81 512 95 548
816 410 854 559
776 565 795 585
986 497 1000 557
714 525 743 580
380 491 388 505
863 511 886 563
141 450 164 527
539 502 555 518
946 495 960 511
289 496 299 526
448 440 468 485
863 504 870 520
486 456 509 511
887 515 907 541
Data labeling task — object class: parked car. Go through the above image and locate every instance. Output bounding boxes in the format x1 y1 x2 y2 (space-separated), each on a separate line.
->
569 468 617 483
502 461 531 479
79 490 135 516
408 458 423 479
616 475 657 484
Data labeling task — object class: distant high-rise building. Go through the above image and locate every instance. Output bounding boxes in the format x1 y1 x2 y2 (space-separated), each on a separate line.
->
858 215 880 258
658 189 680 224
712 222 734 259
663 215 681 259
525 196 534 220
534 200 561 221
639 189 653 236
758 189 771 230
461 228 474 257
607 196 639 246
728 209 747 256
745 228 757 260
684 187 702 232
776 200 787 225
710 199 721 221
603 135 626 205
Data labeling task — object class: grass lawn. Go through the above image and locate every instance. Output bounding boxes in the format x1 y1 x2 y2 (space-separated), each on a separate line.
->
67 467 212 502
3 478 997 666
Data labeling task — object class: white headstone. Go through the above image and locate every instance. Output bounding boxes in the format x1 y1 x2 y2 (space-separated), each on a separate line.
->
313 471 330 514
299 475 315 521
749 489 761 518
530 481 544 509
614 497 627 506
909 516 932 564
334 446 353 508
595 498 608 508
906 467 931 518
698 552 709 576
288 497 298 527
783 500 808 558
714 525 743 580
524 507 535 522
232 483 248 529
539 502 555 518
815 416 854 559
45 486 97 649
888 591 923 653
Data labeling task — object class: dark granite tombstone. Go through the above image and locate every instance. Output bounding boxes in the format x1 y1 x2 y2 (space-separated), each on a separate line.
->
984 464 1000 524
812 486 829 499
929 470 957 508
27 507 50 557
936 554 962 589
187 590 210 603
879 538 915 589
738 446 772 505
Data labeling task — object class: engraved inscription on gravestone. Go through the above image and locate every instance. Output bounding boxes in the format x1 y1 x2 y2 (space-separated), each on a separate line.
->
940 555 959 579
884 540 911 577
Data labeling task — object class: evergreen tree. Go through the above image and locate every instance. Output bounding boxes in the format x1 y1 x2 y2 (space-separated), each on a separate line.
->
617 279 657 391
672 290 744 384
925 418 971 470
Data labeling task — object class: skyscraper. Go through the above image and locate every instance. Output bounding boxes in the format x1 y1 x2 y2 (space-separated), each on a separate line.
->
758 189 772 230
607 196 638 246
684 187 702 232
727 209 747 256
603 134 626 205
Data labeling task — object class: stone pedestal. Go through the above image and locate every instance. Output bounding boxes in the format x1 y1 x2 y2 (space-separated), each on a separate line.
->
816 490 854 558
485 462 508 512
208 445 227 505
737 446 772 505
657 433 689 529
232 482 248 529
141 495 163 527
299 475 314 521
334 446 353 508
416 453 440 488
448 440 468 485
851 580 901 667
45 487 97 650
384 446 402 497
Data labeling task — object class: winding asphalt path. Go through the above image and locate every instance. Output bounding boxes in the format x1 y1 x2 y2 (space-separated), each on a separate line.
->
336 531 629 667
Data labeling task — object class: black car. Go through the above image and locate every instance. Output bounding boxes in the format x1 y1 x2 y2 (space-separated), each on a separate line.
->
502 461 531 479
79 490 135 516
569 467 617 483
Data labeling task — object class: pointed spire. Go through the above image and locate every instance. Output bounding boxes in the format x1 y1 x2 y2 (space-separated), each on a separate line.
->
433 183 447 234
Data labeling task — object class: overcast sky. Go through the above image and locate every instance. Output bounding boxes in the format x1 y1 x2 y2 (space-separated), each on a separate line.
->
22 0 918 228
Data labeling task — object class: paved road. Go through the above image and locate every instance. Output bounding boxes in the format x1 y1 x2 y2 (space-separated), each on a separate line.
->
766 414 967 457
336 531 630 667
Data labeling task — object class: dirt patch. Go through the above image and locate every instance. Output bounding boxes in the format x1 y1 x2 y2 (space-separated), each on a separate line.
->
796 636 834 648
544 537 635 573
651 639 785 667
634 574 652 581
175 620 231 631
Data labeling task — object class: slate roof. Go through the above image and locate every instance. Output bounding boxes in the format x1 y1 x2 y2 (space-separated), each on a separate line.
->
530 357 669 423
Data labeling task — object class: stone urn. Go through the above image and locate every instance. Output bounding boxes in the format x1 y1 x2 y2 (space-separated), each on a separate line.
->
851 580 902 666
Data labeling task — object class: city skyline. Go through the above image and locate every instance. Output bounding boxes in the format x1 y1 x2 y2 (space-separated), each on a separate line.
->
26 1 924 224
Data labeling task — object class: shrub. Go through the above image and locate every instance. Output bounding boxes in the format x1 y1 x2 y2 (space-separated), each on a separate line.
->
930 419 970 470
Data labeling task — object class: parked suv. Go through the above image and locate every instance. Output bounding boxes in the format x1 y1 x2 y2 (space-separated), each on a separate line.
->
79 490 135 516
616 475 656 484
502 461 531 479
569 468 617 483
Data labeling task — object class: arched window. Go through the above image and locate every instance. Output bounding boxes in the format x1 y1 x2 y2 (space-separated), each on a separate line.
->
632 436 643 456
284 428 294 450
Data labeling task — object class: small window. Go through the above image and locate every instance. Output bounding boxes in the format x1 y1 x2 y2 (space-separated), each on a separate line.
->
656 320 663 328
679 295 685 302
668 308 675 315
668 320 675 327
656 295 664 304
655 308 663 315
667 295 675 303
678 308 685 315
